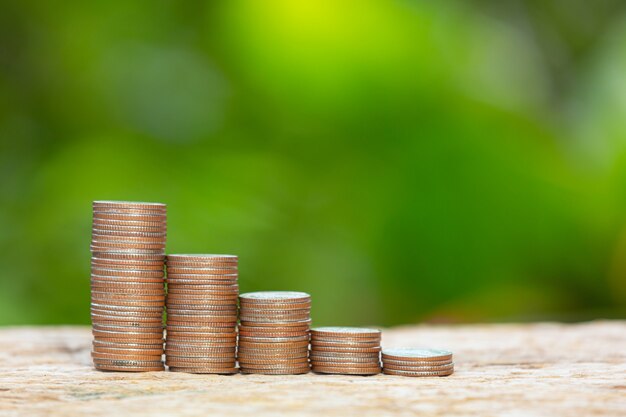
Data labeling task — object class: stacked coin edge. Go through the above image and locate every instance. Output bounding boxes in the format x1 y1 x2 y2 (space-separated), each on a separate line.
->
381 348 454 377
165 254 239 374
238 291 312 375
310 327 382 375
90 201 167 372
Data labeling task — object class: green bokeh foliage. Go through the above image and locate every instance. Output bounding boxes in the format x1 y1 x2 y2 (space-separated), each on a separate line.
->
1 0 625 325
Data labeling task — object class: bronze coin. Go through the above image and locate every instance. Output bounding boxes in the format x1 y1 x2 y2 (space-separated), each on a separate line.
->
91 351 163 361
93 322 163 331
382 362 454 372
165 358 235 365
166 267 238 275
91 267 164 277
91 289 165 296
315 346 381 353
90 313 164 323
166 324 237 332
167 366 238 374
310 351 380 359
93 339 163 348
91 221 166 230
92 211 166 221
94 364 164 372
93 336 164 344
92 329 164 339
237 357 309 369
91 252 165 261
91 257 164 267
91 301 164 311
166 344 236 352
90 278 164 287
167 322 237 328
382 368 454 377
309 355 380 364
91 276 164 285
240 367 309 375
93 346 164 356
166 254 238 262
166 320 237 327
237 351 308 360
90 243 166 251
239 307 310 315
312 366 380 375
237 340 310 349
310 357 380 366
311 340 380 348
91 227 166 237
165 351 236 359
238 319 311 328
239 301 311 311
237 330 309 339
238 325 310 333
237 335 310 343
91 233 166 243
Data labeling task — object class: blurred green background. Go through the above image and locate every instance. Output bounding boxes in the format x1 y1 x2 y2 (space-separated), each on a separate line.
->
1 0 626 326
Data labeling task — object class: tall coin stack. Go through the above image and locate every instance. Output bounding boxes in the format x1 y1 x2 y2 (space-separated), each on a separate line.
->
90 201 167 372
310 327 382 375
382 348 454 377
164 254 239 374
238 291 311 375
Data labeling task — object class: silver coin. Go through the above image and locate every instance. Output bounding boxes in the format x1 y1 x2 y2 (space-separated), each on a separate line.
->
239 291 310 301
382 348 452 361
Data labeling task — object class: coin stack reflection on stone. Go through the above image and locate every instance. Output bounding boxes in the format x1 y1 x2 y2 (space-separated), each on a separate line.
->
237 291 311 374
309 327 381 375
90 201 167 372
164 254 239 373
382 348 454 377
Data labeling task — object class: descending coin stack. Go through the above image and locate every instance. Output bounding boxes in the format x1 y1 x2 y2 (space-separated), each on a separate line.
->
382 348 454 377
309 327 381 375
237 291 311 374
165 254 239 373
90 201 167 372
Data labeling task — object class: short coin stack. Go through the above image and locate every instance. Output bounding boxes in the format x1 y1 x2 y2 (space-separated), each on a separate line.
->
310 327 381 375
238 291 311 375
382 348 454 377
90 201 167 372
165 254 239 374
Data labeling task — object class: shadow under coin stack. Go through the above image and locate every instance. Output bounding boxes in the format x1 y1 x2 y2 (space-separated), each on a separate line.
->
310 327 382 375
164 254 239 374
382 348 454 377
90 201 167 372
238 291 311 375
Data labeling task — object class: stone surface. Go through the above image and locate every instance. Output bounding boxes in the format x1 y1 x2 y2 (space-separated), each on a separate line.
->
0 321 625 416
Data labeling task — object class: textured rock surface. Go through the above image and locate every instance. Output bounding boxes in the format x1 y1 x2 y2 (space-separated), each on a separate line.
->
0 322 625 416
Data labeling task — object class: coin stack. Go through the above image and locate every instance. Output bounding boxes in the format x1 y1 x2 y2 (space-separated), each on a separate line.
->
382 348 454 377
164 254 239 374
237 291 311 375
309 327 381 375
90 201 167 372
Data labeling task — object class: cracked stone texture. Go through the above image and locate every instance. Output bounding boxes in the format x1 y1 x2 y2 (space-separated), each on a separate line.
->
0 321 625 416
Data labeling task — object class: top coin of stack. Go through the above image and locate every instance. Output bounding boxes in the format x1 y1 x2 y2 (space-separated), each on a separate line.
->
238 291 311 375
165 254 239 374
382 348 454 377
90 201 167 372
310 327 381 375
